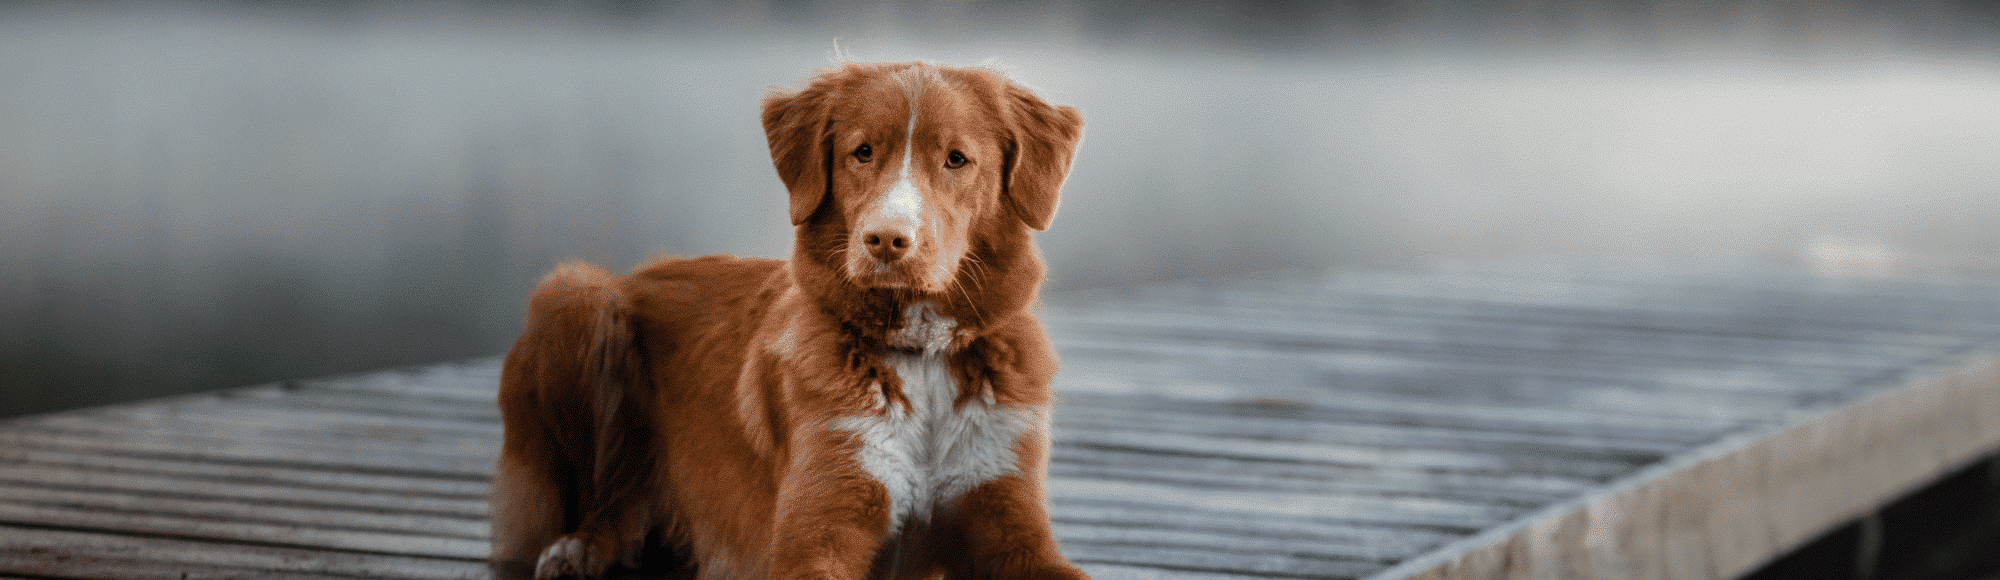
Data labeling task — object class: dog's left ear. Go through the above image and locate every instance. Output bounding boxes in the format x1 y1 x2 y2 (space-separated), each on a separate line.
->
762 83 834 226
1001 83 1084 231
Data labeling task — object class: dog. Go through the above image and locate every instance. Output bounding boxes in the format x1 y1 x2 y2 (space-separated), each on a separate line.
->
490 60 1086 580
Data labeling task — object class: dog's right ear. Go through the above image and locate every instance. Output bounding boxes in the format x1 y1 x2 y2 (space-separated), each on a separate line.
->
1001 82 1084 231
762 84 834 226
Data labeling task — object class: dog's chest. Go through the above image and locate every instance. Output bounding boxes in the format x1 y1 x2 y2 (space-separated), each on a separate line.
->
837 347 1038 536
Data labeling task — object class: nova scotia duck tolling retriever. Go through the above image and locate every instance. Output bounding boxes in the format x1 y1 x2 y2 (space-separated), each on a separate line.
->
490 60 1088 580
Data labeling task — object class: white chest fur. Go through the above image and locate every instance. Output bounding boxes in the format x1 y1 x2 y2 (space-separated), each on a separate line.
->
836 307 1041 536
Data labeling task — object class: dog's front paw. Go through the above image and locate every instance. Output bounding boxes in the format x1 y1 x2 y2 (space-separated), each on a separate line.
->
534 535 612 580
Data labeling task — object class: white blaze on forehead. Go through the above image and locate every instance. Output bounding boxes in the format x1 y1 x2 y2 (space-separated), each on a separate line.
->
879 85 924 226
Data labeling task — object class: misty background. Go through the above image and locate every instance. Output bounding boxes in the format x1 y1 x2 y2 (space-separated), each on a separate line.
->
3 0 1998 418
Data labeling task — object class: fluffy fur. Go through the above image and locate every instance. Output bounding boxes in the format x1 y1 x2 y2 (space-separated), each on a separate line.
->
490 60 1086 580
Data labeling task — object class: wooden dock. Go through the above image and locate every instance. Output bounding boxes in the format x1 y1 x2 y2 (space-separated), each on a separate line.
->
5 257 1999 580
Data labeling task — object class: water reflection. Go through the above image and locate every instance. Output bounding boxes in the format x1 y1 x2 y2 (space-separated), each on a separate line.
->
3 1 1997 417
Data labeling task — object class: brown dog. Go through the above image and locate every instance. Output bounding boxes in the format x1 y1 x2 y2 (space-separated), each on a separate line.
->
490 60 1086 580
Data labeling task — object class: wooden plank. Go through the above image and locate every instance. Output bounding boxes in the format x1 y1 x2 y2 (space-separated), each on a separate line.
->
0 419 499 477
1373 348 2000 580
0 526 487 580
1044 301 1908 386
1044 313 1933 399
1063 523 1406 566
0 499 485 559
230 388 502 423
1066 562 1277 580
0 463 486 519
0 429 489 485
1067 265 2000 347
0 481 483 539
1048 459 1586 509
1052 506 1455 558
1064 541 1385 579
1055 401 1690 457
1048 302 1949 371
1050 347 1813 432
1057 383 1733 445
0 444 488 500
33 393 503 438
1049 478 1511 531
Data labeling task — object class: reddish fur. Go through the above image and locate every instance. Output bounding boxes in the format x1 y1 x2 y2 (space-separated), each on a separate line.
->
492 61 1085 580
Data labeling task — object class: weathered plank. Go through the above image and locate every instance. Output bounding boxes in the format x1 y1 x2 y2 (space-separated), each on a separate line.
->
2 257 1997 580
1373 347 2000 580
0 526 487 580
0 444 488 498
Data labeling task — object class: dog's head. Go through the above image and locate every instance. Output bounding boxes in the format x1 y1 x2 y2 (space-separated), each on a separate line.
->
763 61 1083 326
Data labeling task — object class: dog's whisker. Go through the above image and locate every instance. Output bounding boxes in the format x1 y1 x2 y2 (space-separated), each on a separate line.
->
959 255 991 293
819 236 852 269
953 280 985 322
816 236 850 256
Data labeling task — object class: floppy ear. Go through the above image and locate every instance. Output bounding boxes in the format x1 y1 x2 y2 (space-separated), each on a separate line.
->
1001 83 1084 231
762 84 835 225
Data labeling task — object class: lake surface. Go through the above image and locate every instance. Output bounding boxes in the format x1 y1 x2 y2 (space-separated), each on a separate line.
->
4 1 1998 417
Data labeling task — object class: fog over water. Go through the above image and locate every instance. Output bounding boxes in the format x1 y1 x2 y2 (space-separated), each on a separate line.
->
3 1 1998 417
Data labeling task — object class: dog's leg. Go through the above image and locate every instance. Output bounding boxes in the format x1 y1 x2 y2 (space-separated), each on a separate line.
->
768 427 897 580
495 262 660 580
539 322 659 580
491 445 563 569
925 326 1077 579
494 266 603 569
944 437 1089 580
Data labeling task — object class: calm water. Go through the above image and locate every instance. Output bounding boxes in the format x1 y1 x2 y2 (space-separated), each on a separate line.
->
4 2 1998 417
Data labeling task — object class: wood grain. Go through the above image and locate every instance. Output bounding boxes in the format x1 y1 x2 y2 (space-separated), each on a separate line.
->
3 257 1996 580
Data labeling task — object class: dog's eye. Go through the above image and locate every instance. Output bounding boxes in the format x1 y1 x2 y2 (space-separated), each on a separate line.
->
945 150 969 169
853 143 873 163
